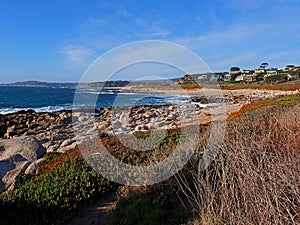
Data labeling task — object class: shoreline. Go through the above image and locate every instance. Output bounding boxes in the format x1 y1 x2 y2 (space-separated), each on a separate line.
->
0 88 298 154
0 102 241 153
1 86 297 115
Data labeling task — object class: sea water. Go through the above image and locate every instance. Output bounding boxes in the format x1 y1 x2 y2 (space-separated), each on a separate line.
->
0 86 192 114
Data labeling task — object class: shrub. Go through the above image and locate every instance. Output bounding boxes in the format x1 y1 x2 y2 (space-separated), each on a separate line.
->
264 73 288 83
227 95 300 120
0 148 111 225
109 185 189 225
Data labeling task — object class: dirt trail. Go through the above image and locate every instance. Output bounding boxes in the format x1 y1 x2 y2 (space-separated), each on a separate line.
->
55 191 117 225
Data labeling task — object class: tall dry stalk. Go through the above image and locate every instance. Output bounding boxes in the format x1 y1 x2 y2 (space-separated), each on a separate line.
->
176 105 300 224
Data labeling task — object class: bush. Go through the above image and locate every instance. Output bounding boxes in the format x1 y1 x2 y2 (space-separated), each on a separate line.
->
265 73 287 83
109 185 189 225
0 148 111 225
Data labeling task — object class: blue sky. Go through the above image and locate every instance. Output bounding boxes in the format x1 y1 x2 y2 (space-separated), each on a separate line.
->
0 0 300 82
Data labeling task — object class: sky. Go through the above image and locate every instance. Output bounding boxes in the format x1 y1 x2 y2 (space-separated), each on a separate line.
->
0 0 300 82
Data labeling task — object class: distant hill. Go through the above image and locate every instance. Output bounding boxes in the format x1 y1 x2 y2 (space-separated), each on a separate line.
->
0 78 180 89
0 81 78 88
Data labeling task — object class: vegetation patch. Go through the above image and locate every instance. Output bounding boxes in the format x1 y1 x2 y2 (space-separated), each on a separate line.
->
227 95 300 120
221 79 300 91
109 185 190 225
88 126 204 167
178 104 300 224
0 148 112 225
1 96 299 225
264 73 287 83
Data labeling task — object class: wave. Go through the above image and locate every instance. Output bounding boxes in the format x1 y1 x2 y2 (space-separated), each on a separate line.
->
0 89 198 115
191 102 225 108
0 105 74 115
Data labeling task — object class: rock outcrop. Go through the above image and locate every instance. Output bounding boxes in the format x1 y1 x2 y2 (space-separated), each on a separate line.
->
0 136 46 193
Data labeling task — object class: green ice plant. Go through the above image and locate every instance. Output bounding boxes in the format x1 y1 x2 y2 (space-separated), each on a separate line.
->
0 147 111 224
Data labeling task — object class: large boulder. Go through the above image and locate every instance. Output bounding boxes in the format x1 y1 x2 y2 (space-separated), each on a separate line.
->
0 136 46 193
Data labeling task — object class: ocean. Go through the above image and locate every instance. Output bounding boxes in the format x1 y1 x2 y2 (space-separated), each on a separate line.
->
0 86 191 114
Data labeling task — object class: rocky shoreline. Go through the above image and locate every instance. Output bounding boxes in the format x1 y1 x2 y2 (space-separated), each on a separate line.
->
0 89 298 193
0 101 239 154
1 89 298 153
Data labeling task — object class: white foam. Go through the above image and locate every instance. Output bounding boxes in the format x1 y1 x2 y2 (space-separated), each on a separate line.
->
0 105 74 115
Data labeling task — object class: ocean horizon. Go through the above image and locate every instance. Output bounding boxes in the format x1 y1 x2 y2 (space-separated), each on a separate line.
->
0 86 192 114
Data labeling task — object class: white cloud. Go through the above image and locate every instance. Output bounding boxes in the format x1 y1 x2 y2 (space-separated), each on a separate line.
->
152 31 170 37
173 23 269 50
80 41 211 83
61 45 94 71
170 23 272 71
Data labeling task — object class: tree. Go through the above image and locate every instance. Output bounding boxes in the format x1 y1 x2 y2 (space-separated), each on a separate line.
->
230 66 240 72
259 62 269 69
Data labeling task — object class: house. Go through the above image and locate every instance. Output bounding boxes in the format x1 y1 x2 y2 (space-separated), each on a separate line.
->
183 74 194 81
244 74 258 83
195 74 209 80
235 74 244 82
176 74 194 84
265 68 278 76
224 73 231 81
230 70 241 76
241 69 254 75
241 70 255 76
285 65 295 71
255 68 266 75
277 67 287 73
213 72 228 81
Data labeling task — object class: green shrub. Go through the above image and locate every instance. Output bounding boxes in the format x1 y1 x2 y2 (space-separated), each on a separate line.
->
109 186 189 225
265 73 287 83
0 148 111 225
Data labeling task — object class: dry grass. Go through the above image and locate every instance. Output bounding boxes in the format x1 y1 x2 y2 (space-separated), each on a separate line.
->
227 95 300 120
221 80 300 91
177 104 300 224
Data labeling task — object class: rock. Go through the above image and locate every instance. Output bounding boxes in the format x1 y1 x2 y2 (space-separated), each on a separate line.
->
6 125 16 134
134 125 142 131
59 112 67 120
0 136 46 193
60 139 75 148
157 122 166 128
77 116 86 122
0 125 7 138
57 142 77 153
24 158 44 176
142 125 149 131
95 122 110 130
190 96 208 104
47 146 58 153
168 105 174 111
0 161 31 192
52 133 69 141
4 125 17 138
28 123 38 130
113 121 122 129
0 136 45 161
